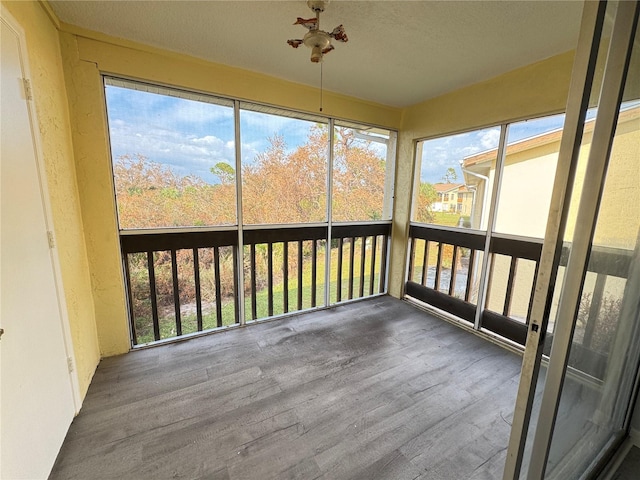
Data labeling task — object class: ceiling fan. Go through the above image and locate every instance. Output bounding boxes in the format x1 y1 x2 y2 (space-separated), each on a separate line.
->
287 0 348 63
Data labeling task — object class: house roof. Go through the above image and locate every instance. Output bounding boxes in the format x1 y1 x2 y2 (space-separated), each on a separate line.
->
433 183 467 194
463 104 640 168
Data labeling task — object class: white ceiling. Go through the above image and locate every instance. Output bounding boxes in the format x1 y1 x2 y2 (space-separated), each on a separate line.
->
49 1 585 108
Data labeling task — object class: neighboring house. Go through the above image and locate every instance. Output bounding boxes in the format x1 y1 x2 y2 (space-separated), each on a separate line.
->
461 105 639 319
432 183 473 215
462 105 639 246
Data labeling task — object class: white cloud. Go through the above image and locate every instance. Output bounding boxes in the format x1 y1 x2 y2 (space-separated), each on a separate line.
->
109 121 236 183
479 128 501 149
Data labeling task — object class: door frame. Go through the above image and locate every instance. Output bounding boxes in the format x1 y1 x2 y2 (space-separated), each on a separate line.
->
1 4 81 412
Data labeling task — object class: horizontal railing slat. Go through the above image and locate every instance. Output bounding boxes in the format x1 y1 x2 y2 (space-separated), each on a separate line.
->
490 234 543 261
331 222 391 239
122 230 238 253
481 310 528 345
409 223 485 250
406 281 476 323
244 225 327 244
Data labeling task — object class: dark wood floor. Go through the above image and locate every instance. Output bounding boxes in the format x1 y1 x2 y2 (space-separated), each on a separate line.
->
612 445 640 480
50 296 522 480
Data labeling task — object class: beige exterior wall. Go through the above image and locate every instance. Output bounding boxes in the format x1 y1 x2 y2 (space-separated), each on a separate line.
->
1 0 100 398
476 110 639 319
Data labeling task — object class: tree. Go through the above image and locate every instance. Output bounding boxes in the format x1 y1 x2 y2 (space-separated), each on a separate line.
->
210 162 235 184
442 167 458 183
113 125 389 228
415 182 437 224
113 154 236 228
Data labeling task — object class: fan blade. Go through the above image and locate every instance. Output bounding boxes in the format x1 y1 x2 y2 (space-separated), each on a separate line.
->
330 24 348 42
287 39 304 48
293 17 318 30
322 44 335 55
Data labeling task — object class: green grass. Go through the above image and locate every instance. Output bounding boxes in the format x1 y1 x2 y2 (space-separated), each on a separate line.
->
432 212 462 227
134 241 384 344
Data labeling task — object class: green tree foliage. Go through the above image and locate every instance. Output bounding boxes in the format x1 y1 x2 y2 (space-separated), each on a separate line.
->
442 167 458 183
415 182 437 223
114 154 235 228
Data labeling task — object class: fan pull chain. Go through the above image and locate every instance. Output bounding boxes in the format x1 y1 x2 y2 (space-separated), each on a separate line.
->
320 60 323 112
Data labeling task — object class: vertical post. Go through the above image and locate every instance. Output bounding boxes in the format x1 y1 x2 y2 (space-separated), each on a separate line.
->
336 237 343 302
297 240 303 310
213 246 223 328
380 234 389 294
193 248 203 331
147 251 160 341
503 256 518 317
311 239 318 307
267 242 273 316
283 241 289 314
250 243 257 320
421 240 430 287
370 235 378 296
407 237 416 282
123 253 138 345
359 237 366 298
348 237 355 299
465 249 476 303
449 245 459 297
170 249 182 336
434 242 443 292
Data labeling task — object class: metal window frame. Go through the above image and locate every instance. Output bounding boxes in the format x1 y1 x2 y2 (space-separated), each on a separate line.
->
525 2 639 477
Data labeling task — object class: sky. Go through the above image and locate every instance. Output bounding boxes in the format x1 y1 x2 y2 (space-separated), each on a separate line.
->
418 113 568 184
106 83 628 188
105 84 321 184
416 105 619 184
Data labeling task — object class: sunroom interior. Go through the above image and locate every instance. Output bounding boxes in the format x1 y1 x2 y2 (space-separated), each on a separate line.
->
1 1 639 479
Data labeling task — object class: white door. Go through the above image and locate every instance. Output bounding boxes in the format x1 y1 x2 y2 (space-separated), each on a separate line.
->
1 8 78 479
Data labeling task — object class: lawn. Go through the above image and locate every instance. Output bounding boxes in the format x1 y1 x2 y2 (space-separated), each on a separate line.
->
134 241 384 344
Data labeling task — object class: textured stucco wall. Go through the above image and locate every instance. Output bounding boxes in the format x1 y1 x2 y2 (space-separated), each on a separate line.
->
1 0 100 398
58 27 403 356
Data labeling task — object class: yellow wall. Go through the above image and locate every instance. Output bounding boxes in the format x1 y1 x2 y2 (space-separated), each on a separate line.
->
2 1 586 368
1 1 100 398
57 22 403 356
388 51 576 297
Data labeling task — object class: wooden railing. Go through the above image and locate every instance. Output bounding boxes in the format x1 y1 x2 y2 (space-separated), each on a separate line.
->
331 223 389 303
405 222 633 360
405 224 485 325
121 222 390 346
121 229 239 345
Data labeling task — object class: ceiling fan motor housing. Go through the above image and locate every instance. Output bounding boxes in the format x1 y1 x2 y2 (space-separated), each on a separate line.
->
307 0 327 13
304 30 331 62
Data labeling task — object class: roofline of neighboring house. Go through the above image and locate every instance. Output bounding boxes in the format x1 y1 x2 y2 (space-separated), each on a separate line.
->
462 103 640 167
433 182 468 194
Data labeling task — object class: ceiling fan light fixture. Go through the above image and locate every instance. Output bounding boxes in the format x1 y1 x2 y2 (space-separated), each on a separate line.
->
310 46 323 63
287 0 347 63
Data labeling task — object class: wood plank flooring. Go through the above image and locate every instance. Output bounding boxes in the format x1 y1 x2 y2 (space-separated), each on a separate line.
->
50 296 522 480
